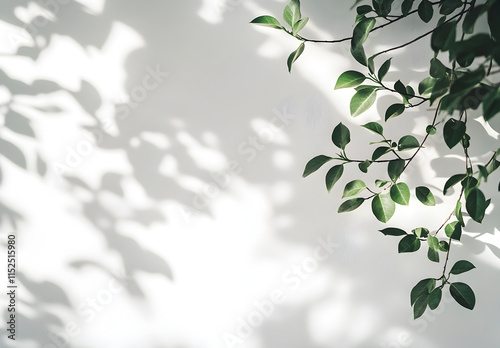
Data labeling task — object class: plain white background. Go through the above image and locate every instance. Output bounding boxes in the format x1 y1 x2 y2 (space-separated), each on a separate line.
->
0 0 499 347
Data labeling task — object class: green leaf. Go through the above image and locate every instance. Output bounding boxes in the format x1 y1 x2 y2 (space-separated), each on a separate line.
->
413 294 429 319
351 17 376 49
412 227 429 238
379 227 407 236
402 0 415 15
429 58 448 78
455 201 465 227
350 86 378 117
331 122 351 150
303 155 333 177
287 42 305 73
426 125 437 135
443 119 466 149
443 174 467 195
375 179 390 188
325 165 344 192
350 44 367 66
445 221 462 240
428 248 439 262
431 20 456 52
372 146 390 161
463 5 485 34
394 80 407 95
450 260 475 275
428 287 442 310
483 87 500 121
293 17 309 35
466 188 487 223
438 240 449 252
449 282 475 310
439 0 462 15
411 278 436 305
372 193 396 223
358 160 371 173
283 0 301 27
378 58 392 81
357 5 373 15
335 70 366 89
399 234 421 253
387 159 405 182
338 198 365 213
385 103 405 121
342 180 366 198
390 182 410 205
427 236 440 262
362 122 384 136
488 0 500 41
449 68 485 95
250 16 284 29
398 135 420 151
418 0 434 23
416 186 435 206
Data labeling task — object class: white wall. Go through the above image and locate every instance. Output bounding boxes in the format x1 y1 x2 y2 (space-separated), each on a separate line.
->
0 0 499 347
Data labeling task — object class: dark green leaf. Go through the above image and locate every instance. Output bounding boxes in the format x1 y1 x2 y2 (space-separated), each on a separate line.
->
362 122 384 136
385 103 405 121
443 119 466 149
303 155 333 177
387 159 405 182
398 135 420 151
445 221 462 240
462 5 485 34
411 278 436 305
413 294 429 319
338 198 365 213
358 160 372 173
455 200 465 227
378 58 392 81
402 0 415 16
466 188 487 223
372 193 396 222
357 5 373 15
342 180 366 198
426 125 437 135
428 235 439 250
325 165 344 192
488 0 500 41
483 87 500 121
250 15 284 29
372 146 390 161
287 42 305 73
428 288 442 310
416 186 436 206
450 282 475 310
430 58 448 78
375 179 390 188
428 246 440 262
394 80 407 95
450 260 475 275
332 122 351 149
443 174 467 195
350 86 378 117
418 0 434 23
351 18 376 49
439 0 462 15
379 227 407 236
390 182 410 205
450 68 485 95
350 44 367 66
335 70 366 89
399 234 421 253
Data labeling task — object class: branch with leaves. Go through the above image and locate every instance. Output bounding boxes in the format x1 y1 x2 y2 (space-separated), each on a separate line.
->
252 0 500 319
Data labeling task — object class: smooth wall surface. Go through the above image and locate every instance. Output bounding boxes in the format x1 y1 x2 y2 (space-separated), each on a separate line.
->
0 1 499 347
